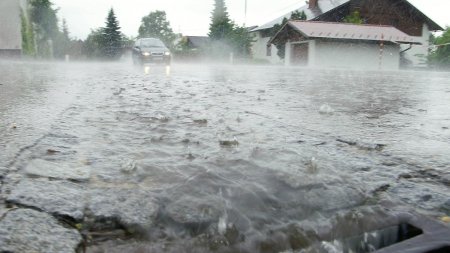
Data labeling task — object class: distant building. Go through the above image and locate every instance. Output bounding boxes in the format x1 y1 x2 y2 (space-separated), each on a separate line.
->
0 0 28 57
270 21 420 70
251 0 442 68
174 36 210 60
181 36 210 51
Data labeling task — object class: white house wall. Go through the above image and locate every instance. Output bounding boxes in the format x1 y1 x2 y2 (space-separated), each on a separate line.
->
0 0 24 51
312 40 400 70
401 24 430 68
251 32 283 64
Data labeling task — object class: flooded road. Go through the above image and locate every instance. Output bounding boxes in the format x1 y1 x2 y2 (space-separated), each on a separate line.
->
0 60 449 252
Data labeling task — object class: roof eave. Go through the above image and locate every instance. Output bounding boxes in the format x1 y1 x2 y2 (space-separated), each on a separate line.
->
394 41 422 45
288 35 422 45
268 21 310 45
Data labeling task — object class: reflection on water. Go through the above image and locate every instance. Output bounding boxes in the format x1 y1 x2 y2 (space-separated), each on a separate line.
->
142 64 171 76
144 65 150 75
1 61 450 252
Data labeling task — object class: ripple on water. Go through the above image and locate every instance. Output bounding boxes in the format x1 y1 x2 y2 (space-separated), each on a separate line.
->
2 63 450 252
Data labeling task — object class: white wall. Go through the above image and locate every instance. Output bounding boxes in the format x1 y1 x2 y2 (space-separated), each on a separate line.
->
401 24 431 68
308 40 400 70
0 0 23 51
251 31 283 64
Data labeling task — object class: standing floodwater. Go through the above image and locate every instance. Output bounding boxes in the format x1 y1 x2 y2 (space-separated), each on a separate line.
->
0 61 449 253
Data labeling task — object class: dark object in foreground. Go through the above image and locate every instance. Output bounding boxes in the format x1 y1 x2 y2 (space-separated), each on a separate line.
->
372 214 450 253
318 213 450 253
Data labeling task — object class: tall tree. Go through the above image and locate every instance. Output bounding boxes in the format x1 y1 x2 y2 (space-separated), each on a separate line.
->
29 0 59 39
23 0 81 59
62 19 69 39
208 0 234 41
21 9 36 56
207 0 254 58
103 8 123 59
138 11 176 48
29 0 59 57
53 19 71 58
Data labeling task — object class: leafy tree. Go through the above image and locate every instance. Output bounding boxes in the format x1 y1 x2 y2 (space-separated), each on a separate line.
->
209 0 234 41
291 10 307 21
103 8 123 59
229 25 254 57
22 0 85 59
138 11 176 48
269 11 307 59
29 0 59 57
53 19 71 58
21 9 36 56
429 27 450 68
25 0 76 59
29 0 59 39
83 28 105 58
344 10 364 24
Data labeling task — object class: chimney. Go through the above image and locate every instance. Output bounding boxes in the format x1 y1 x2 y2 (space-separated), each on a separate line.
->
309 0 318 9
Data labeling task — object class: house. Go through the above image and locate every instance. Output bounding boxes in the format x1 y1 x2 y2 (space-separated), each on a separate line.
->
174 36 210 60
0 0 28 57
251 0 442 67
269 21 420 70
181 36 210 51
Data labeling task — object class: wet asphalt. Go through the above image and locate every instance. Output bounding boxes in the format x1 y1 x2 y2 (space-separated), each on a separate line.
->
0 60 449 252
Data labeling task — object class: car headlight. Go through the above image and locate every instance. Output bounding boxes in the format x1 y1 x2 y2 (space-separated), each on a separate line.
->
142 52 150 56
164 52 171 56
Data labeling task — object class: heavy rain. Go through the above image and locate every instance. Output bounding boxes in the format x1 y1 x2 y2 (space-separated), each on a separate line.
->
1 1 450 253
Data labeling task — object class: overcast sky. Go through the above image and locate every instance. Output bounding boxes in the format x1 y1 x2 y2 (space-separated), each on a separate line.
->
51 0 450 40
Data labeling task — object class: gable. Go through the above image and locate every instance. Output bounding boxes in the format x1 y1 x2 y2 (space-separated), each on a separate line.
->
340 0 442 35
252 0 442 36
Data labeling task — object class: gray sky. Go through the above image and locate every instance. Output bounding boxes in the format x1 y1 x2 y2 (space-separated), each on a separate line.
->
51 0 449 40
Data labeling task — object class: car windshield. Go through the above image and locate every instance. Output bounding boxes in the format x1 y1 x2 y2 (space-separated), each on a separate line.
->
140 39 165 48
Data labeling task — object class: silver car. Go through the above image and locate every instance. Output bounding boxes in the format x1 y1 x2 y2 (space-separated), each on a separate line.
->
132 38 171 65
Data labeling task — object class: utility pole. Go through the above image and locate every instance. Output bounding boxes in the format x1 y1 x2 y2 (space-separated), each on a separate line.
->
244 0 247 26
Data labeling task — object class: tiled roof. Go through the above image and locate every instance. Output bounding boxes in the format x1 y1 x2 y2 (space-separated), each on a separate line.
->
273 21 421 44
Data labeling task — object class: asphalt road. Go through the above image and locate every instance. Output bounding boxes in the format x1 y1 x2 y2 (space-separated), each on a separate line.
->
0 60 449 252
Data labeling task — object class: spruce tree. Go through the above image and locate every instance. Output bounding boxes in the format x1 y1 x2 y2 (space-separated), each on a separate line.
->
62 19 69 39
103 8 123 59
208 0 234 41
